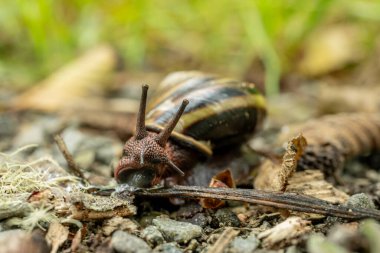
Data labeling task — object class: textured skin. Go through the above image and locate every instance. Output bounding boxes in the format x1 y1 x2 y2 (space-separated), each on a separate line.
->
115 132 199 186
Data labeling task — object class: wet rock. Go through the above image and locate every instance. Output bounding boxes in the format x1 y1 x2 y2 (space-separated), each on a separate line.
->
346 193 376 209
111 230 151 253
227 234 260 253
141 225 165 246
152 217 202 243
153 242 183 253
212 208 241 228
0 229 49 253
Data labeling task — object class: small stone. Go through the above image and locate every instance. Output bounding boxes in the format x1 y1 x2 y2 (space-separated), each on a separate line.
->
153 242 183 253
152 217 203 243
111 230 151 253
187 213 210 228
0 114 17 137
227 234 260 253
307 234 348 253
212 208 241 228
360 219 380 253
346 193 376 209
96 143 122 164
0 229 49 253
141 226 165 246
75 149 96 169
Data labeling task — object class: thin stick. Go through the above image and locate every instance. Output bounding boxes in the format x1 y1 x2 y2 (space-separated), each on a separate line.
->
126 185 380 220
54 135 85 180
207 227 239 253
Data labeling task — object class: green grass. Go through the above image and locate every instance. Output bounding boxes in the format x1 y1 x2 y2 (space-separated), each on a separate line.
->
0 0 380 94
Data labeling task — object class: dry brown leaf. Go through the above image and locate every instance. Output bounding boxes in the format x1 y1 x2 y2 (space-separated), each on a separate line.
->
258 216 311 249
254 134 306 191
13 45 118 112
200 169 235 209
45 222 69 253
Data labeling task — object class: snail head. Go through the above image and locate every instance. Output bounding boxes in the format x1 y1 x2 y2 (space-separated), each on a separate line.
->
115 84 188 188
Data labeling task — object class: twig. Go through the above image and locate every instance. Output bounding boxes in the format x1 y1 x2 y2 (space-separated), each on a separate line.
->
54 135 85 180
207 227 239 253
125 185 380 220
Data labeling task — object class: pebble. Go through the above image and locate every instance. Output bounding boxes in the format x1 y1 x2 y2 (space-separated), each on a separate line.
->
153 242 183 253
187 213 210 228
212 208 241 228
111 230 151 253
152 217 203 243
227 234 260 253
346 193 376 209
0 113 17 137
141 225 165 246
0 229 49 253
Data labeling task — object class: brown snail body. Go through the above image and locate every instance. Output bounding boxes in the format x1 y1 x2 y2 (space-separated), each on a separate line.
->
115 71 266 188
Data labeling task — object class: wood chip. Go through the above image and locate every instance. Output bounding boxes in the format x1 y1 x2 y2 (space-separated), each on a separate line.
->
207 227 239 253
45 222 69 253
258 217 311 249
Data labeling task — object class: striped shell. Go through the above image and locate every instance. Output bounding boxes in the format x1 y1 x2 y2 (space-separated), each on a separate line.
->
145 71 267 156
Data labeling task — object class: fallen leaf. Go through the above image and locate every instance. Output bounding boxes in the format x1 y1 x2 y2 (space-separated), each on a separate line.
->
13 45 118 112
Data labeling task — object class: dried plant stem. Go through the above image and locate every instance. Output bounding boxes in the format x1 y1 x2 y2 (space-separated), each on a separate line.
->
207 227 239 253
130 186 380 220
54 135 85 180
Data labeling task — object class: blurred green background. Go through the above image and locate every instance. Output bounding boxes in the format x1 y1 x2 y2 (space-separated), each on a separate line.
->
1 0 380 95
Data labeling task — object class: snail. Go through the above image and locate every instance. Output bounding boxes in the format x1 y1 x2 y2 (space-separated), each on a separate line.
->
114 71 267 188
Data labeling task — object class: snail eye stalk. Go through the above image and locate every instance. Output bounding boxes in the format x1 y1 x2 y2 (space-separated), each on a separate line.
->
135 84 149 140
156 99 189 147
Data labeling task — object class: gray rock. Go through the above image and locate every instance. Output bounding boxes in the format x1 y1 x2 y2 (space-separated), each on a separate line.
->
153 217 203 243
141 225 165 246
212 208 241 228
111 230 151 253
186 213 210 228
0 114 17 137
153 242 183 253
346 193 376 209
60 127 86 153
227 234 260 253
